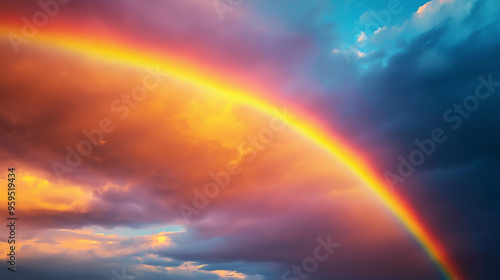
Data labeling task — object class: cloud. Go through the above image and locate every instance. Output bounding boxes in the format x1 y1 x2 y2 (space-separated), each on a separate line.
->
356 30 367 44
412 0 475 32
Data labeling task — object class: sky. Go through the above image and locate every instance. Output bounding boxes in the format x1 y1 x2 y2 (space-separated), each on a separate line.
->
0 0 499 279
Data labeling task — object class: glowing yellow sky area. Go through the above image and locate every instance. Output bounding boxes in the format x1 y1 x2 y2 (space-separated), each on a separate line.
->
0 24 460 279
1 173 93 212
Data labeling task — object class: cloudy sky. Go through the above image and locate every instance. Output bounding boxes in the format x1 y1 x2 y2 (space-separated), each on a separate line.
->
0 0 499 279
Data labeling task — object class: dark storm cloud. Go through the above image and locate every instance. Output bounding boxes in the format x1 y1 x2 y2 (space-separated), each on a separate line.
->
306 1 500 278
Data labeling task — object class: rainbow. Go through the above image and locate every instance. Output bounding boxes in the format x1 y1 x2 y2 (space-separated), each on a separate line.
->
0 23 461 280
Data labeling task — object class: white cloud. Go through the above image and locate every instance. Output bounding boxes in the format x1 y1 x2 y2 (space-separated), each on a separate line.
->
357 31 367 44
333 0 500 64
361 0 491 53
411 0 475 32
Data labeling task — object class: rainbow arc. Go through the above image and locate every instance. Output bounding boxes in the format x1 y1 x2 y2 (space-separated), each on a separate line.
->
0 24 461 280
